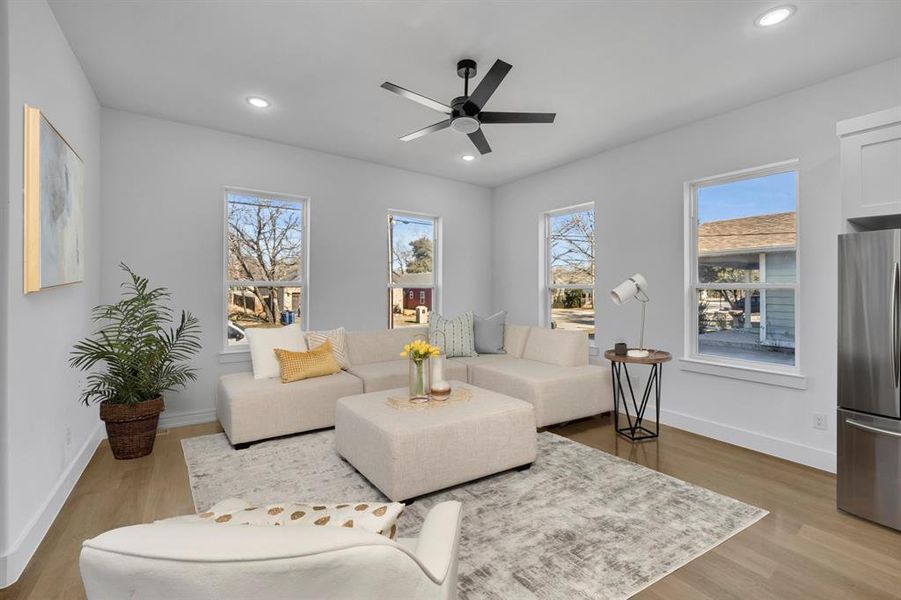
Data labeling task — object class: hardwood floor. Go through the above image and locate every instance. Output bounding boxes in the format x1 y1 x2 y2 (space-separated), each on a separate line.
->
2 415 900 599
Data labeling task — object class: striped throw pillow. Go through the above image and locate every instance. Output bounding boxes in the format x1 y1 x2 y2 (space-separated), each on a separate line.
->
429 312 477 358
306 327 350 369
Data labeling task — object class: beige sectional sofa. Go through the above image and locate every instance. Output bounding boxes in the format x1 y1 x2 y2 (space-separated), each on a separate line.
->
217 324 612 446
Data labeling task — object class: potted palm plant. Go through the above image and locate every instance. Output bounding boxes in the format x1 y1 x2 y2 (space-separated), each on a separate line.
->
70 264 201 459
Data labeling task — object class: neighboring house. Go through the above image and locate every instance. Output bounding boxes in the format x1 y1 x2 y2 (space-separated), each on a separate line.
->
698 211 796 348
402 288 432 311
229 287 301 321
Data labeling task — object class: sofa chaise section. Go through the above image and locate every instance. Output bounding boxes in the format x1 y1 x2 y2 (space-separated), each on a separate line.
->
470 326 613 427
217 371 363 445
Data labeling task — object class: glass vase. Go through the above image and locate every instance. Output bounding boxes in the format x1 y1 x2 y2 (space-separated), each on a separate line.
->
408 358 431 402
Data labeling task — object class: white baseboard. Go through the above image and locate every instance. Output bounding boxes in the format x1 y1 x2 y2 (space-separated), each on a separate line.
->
0 421 104 588
158 407 217 430
660 408 836 473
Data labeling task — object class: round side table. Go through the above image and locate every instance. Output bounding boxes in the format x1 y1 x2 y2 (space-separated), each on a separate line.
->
604 349 672 442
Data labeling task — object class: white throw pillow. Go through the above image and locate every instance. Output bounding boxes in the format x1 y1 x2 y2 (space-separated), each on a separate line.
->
306 327 351 370
163 498 405 539
245 324 307 380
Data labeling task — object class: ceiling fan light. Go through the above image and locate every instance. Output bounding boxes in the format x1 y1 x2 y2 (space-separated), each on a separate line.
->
450 116 480 135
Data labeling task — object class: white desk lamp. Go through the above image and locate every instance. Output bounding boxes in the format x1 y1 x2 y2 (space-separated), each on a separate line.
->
610 273 650 358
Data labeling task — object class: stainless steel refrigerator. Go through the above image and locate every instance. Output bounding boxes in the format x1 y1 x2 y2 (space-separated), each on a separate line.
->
837 229 901 531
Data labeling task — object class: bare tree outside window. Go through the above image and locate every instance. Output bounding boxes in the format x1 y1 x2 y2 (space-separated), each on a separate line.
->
226 191 306 347
546 206 595 338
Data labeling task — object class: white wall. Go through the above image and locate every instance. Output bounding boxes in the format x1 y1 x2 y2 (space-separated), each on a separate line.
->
100 109 494 426
0 0 10 586
1 0 102 586
492 57 901 472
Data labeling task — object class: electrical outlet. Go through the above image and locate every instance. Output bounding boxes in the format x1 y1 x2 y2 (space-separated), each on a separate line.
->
65 426 72 446
813 413 828 431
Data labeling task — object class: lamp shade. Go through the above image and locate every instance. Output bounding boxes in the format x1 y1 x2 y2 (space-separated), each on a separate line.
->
609 273 648 304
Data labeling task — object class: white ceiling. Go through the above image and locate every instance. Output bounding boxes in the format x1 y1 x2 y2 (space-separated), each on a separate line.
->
49 1 901 187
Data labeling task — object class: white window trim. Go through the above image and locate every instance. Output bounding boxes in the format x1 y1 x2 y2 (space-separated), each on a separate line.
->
221 186 311 356
540 202 597 345
387 209 441 329
682 159 806 388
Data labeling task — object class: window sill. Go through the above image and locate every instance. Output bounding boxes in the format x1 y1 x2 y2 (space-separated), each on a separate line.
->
219 350 251 364
678 357 807 390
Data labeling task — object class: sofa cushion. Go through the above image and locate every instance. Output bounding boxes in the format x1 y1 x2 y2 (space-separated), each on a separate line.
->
503 324 531 358
469 359 610 427
348 359 466 393
245 324 306 380
217 370 363 444
448 354 512 379
522 327 589 367
164 498 405 539
346 327 427 366
473 311 507 354
429 312 477 358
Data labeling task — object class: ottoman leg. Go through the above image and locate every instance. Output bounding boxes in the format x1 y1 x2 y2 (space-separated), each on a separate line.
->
233 442 252 450
516 462 533 472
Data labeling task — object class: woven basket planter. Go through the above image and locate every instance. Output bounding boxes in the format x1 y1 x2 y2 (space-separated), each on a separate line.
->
100 397 165 460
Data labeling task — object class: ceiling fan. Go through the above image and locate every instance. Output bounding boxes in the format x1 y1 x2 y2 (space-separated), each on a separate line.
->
381 58 556 155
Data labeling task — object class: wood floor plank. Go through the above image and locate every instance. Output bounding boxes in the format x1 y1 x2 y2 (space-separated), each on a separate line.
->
1 417 899 599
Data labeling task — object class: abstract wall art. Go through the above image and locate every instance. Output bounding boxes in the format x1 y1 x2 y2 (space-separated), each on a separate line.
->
23 105 84 293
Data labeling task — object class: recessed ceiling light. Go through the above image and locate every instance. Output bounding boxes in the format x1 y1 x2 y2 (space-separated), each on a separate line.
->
755 5 795 27
461 154 476 162
247 96 270 109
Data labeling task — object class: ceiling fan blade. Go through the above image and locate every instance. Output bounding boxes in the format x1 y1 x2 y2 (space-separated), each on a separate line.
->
463 59 512 115
467 128 492 155
479 111 556 124
381 82 452 114
400 119 450 142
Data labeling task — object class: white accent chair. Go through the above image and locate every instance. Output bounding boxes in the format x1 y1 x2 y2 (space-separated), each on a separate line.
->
80 501 463 600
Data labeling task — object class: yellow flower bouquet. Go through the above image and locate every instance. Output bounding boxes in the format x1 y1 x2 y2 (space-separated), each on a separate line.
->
400 339 441 362
401 337 441 401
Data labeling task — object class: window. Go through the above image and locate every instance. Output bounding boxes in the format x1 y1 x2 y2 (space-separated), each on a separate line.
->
544 203 595 339
687 163 799 369
388 211 438 328
225 189 308 349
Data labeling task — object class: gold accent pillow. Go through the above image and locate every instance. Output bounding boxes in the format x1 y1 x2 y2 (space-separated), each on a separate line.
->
164 498 404 539
274 340 341 383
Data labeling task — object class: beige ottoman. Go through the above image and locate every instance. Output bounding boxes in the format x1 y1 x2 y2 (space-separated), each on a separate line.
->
335 381 537 502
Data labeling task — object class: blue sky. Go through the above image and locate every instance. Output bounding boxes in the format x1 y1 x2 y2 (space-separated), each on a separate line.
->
392 215 433 248
697 171 796 224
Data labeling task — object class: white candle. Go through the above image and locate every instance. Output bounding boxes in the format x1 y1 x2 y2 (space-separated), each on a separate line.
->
431 354 445 385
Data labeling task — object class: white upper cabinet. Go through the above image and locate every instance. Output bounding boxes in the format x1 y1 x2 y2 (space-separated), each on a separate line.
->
838 107 901 223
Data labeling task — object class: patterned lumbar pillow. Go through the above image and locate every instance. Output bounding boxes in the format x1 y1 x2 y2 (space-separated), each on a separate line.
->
305 327 351 370
274 340 341 383
163 498 404 539
429 311 477 358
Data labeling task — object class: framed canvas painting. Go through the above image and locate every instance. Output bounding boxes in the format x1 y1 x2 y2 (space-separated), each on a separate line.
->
23 105 85 293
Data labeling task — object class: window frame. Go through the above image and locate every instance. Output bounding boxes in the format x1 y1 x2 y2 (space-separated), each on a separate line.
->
683 159 801 375
387 210 441 329
541 202 597 342
222 186 310 353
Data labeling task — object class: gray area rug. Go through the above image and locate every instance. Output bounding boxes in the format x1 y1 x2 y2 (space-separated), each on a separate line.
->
182 431 766 599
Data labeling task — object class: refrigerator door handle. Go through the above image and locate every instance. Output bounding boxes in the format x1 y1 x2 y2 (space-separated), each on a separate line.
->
847 418 901 439
894 261 900 388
